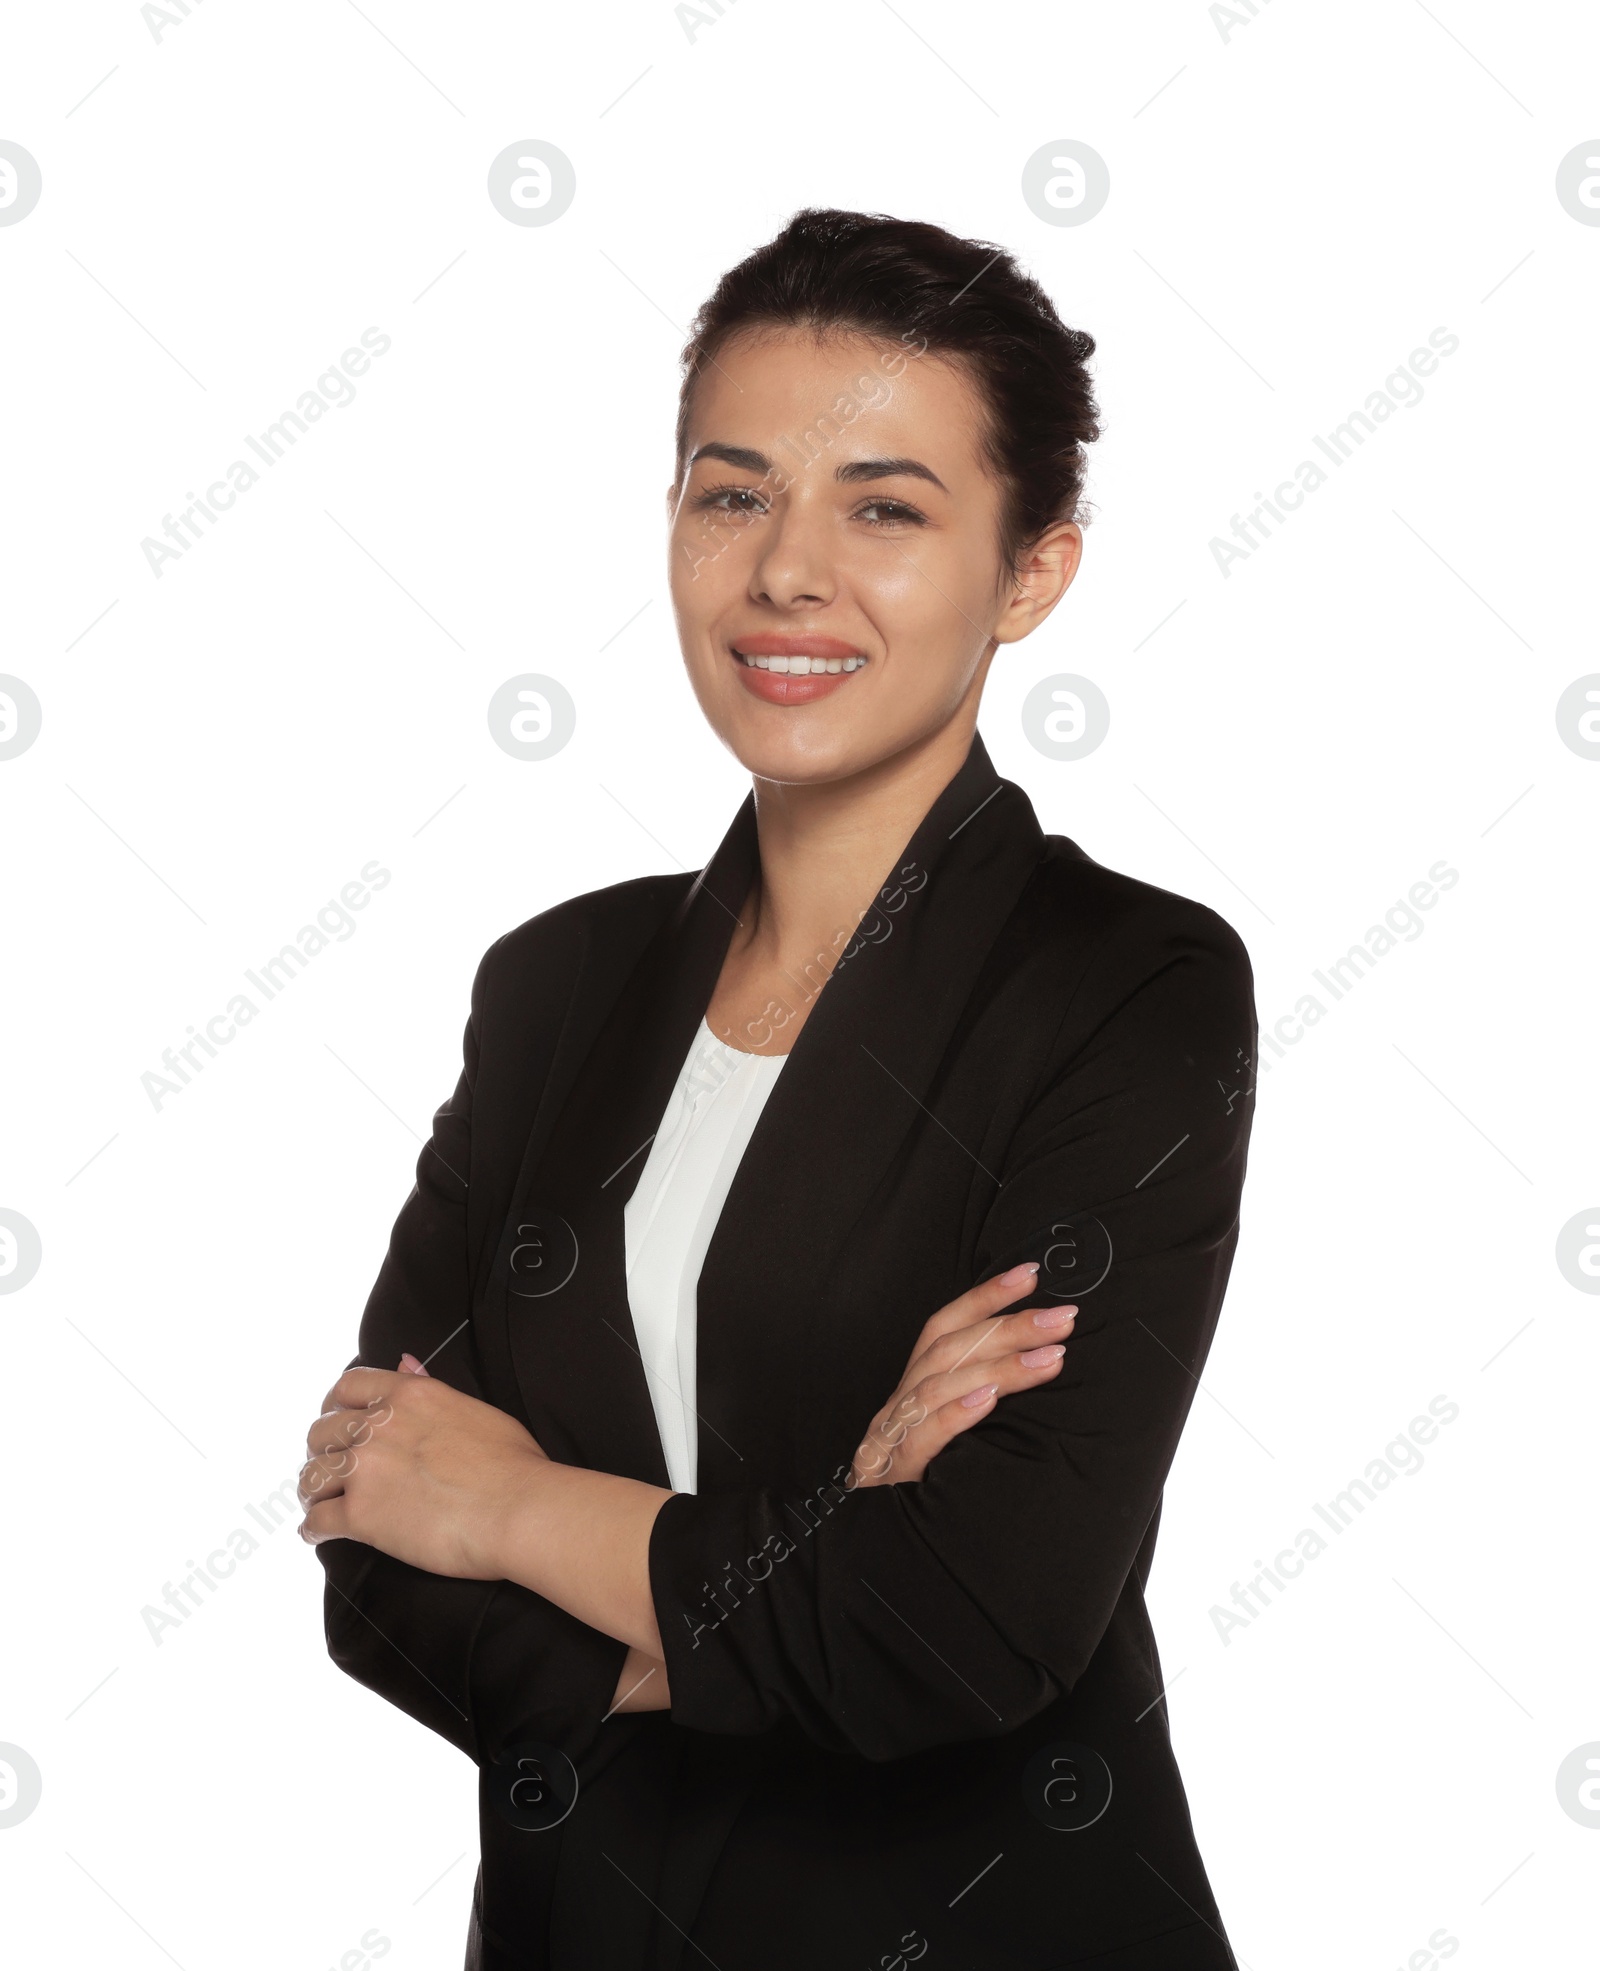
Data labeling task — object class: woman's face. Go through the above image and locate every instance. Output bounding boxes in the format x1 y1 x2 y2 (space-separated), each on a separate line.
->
668 326 1079 787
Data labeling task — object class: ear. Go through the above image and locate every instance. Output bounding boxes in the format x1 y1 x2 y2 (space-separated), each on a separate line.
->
993 520 1083 646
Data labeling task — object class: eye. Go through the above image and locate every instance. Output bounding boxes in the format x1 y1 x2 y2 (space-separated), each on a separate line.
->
853 498 929 529
691 481 767 518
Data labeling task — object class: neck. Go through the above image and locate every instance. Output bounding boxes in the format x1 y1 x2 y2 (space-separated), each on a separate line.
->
738 719 977 979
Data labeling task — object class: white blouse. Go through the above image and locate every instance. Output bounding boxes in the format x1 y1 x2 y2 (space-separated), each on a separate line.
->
622 1018 790 1495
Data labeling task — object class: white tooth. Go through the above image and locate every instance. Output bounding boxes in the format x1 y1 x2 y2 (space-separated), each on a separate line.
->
741 650 869 673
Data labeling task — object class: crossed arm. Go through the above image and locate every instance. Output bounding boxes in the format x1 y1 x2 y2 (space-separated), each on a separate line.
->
299 1264 1074 1713
307 905 1253 1762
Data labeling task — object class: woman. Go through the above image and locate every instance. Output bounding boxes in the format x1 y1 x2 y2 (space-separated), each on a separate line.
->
301 208 1257 1970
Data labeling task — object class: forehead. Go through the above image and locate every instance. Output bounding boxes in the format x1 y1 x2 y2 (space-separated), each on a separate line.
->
684 326 992 481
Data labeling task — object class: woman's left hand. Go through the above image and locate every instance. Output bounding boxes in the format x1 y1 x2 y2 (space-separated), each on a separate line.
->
298 1359 548 1579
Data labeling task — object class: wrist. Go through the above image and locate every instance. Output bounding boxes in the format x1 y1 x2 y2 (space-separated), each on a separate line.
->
480 1446 556 1580
480 1454 672 1657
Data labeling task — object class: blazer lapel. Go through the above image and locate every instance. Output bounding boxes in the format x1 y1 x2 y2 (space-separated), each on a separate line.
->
487 794 761 1486
694 731 1045 1490
488 730 1045 1495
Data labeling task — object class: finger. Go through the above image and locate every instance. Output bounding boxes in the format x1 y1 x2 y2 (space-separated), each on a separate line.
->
920 1380 1005 1453
298 1497 353 1547
398 1352 431 1376
885 1345 1070 1478
953 1297 1079 1368
297 1452 350 1509
304 1404 392 1459
856 1380 1000 1486
858 1309 1077 1485
321 1366 401 1413
915 1261 1044 1351
861 1332 1069 1477
908 1299 1079 1391
896 1282 1037 1389
918 1332 1071 1415
888 1330 1069 1439
891 1268 1048 1420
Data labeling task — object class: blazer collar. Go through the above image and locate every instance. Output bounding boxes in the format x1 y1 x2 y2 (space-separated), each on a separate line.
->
494 729 1047 1489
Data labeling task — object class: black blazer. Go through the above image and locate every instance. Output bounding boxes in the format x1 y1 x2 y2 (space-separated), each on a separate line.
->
319 730 1257 1971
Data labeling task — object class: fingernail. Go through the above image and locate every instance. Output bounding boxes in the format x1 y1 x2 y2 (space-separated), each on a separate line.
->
961 1384 999 1409
999 1261 1040 1285
1031 1306 1077 1330
1019 1343 1066 1367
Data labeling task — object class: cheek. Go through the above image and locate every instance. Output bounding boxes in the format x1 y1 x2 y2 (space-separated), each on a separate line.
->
666 540 733 638
852 537 997 646
669 523 745 628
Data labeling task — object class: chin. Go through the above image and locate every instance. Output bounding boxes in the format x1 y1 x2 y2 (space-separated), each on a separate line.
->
720 724 867 788
723 710 954 792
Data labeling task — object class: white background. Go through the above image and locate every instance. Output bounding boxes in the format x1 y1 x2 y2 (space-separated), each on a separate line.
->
2 2 1596 1966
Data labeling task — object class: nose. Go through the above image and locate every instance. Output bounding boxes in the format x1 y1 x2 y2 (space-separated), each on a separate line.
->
749 495 837 611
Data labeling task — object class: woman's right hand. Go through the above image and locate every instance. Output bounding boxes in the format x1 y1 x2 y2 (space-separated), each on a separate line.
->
849 1261 1077 1489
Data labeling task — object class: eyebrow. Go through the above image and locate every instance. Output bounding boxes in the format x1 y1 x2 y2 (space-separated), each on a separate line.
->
689 442 948 494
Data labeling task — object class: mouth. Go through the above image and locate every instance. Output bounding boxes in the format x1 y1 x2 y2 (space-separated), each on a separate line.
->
729 634 870 705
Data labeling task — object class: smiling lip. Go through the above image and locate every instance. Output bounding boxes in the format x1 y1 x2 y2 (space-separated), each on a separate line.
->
729 632 870 706
733 634 866 662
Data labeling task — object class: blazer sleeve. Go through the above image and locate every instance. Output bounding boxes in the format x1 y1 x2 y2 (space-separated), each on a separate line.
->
647 900 1257 1761
317 941 629 1765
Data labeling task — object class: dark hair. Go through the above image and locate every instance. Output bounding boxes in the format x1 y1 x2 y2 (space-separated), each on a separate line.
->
674 207 1101 581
